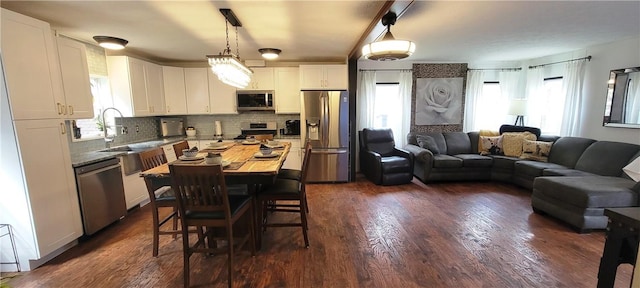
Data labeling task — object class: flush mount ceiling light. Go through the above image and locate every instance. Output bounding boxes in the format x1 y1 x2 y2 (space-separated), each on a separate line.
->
207 8 253 89
362 11 416 61
258 48 281 60
92 36 128 50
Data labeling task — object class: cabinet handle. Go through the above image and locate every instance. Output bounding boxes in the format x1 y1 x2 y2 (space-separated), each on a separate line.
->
56 103 63 115
68 105 74 115
60 123 66 134
206 106 209 113
166 105 170 113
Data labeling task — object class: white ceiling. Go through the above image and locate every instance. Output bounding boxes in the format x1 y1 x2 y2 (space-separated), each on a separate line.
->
2 1 639 65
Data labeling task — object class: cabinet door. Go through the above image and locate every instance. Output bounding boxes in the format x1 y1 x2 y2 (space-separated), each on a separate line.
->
208 70 238 114
144 62 165 115
248 67 274 90
162 66 187 115
324 65 348 90
1 9 64 120
14 119 83 256
120 159 149 210
282 140 302 170
299 65 325 90
56 37 94 119
184 68 210 114
275 67 300 113
128 58 150 116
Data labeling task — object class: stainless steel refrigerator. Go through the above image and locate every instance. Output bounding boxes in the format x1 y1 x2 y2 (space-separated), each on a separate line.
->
302 90 350 182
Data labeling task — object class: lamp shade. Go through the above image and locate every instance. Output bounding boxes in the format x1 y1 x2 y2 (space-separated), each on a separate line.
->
623 156 640 182
508 99 528 116
207 54 253 89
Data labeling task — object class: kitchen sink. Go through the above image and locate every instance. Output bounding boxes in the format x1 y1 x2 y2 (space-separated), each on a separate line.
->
98 145 150 175
99 146 134 152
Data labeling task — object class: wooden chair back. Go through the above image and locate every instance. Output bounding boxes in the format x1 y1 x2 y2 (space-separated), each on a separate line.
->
139 147 168 171
300 140 313 185
169 164 231 221
254 134 274 142
172 141 189 158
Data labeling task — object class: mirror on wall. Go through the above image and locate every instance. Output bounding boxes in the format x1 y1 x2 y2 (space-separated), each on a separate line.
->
603 67 640 128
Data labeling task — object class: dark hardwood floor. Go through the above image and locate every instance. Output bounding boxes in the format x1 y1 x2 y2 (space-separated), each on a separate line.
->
3 176 633 287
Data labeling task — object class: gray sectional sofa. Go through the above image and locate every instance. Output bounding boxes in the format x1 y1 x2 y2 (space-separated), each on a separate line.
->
404 126 640 232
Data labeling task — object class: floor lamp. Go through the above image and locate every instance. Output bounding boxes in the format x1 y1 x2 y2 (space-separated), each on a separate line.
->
508 99 528 126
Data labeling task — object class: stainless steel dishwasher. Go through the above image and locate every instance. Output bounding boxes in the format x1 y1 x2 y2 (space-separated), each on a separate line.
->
74 158 126 235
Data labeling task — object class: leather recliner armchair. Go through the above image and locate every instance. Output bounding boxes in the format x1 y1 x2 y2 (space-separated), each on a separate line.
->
359 128 414 185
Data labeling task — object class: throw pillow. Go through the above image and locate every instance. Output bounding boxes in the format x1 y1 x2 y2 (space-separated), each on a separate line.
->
479 135 503 156
416 135 440 154
478 130 500 151
520 140 553 162
501 131 537 157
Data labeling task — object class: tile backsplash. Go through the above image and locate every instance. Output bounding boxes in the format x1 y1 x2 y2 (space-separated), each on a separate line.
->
67 113 300 154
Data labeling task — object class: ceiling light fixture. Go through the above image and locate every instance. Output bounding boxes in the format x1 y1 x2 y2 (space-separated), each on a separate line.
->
92 36 128 50
207 9 253 89
361 11 415 61
259 48 281 60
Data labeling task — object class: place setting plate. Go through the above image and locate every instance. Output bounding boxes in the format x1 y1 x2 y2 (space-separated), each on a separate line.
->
253 152 281 158
207 144 231 150
178 155 204 161
264 143 285 149
241 141 260 145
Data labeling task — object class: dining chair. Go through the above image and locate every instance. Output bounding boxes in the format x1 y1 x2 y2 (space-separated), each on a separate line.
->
275 141 310 213
139 147 181 257
172 140 190 158
169 164 256 288
257 141 312 248
254 134 274 142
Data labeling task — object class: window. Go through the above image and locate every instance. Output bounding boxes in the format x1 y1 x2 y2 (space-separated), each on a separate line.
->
373 83 403 144
74 75 113 140
535 77 564 135
474 82 508 130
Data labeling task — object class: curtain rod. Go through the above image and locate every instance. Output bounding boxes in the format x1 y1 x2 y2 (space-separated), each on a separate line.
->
467 67 522 71
529 55 592 69
358 69 412 72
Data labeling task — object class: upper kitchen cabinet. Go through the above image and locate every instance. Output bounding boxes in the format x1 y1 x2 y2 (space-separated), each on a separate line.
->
55 37 94 119
299 64 347 90
184 68 210 114
1 8 65 120
274 67 300 113
107 56 165 117
208 69 238 114
246 67 274 90
162 66 187 115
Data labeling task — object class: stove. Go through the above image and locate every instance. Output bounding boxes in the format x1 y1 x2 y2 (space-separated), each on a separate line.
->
235 121 277 139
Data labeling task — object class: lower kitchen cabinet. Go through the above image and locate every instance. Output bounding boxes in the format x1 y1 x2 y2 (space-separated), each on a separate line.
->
282 140 302 170
119 156 149 210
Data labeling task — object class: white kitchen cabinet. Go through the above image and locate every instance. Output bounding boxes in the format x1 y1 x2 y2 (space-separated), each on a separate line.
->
119 157 149 210
184 68 210 114
282 140 302 170
208 69 238 114
162 66 187 115
275 67 300 113
162 144 178 162
55 36 94 119
1 8 65 120
107 56 164 117
10 119 83 268
246 67 274 90
299 64 347 90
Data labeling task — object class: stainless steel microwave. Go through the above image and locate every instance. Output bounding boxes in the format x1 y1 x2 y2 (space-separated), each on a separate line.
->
236 91 274 111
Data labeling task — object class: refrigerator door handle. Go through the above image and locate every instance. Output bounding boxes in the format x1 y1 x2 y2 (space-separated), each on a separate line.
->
322 93 330 147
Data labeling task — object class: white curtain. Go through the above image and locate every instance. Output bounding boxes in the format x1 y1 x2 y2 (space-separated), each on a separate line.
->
625 76 640 124
525 67 545 128
560 60 587 136
499 70 522 125
397 70 412 146
357 71 376 132
463 70 486 132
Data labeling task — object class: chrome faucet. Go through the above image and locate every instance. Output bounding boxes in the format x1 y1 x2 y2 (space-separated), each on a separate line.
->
102 107 126 148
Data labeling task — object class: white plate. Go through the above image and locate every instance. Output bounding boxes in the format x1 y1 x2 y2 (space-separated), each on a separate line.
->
253 152 280 158
179 155 203 161
207 144 229 150
242 141 260 145
264 143 284 148
222 160 231 167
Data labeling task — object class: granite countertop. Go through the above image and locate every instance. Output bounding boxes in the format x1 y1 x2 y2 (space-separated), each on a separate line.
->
71 135 301 167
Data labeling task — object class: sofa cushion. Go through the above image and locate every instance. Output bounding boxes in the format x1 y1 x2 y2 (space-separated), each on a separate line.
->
520 139 552 162
502 132 536 157
514 160 568 178
547 137 596 168
574 141 640 177
491 155 520 170
455 154 493 167
381 156 413 174
416 135 440 154
542 169 597 177
443 132 472 155
533 176 638 208
363 129 396 157
433 154 463 168
479 135 503 156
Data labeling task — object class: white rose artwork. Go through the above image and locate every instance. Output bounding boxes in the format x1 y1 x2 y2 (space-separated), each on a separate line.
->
415 77 463 125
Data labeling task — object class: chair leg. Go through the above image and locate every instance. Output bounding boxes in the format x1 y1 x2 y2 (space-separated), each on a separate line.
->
249 205 257 256
300 200 310 248
172 206 178 240
227 224 234 288
182 229 191 287
151 204 160 257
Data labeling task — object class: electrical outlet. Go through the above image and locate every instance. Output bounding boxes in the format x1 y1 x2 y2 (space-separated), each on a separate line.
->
121 126 128 135
136 125 139 133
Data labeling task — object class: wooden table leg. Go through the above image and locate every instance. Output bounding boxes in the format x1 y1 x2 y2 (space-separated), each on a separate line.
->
597 222 639 288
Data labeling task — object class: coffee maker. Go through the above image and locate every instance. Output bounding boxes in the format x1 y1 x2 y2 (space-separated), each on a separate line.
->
284 120 300 135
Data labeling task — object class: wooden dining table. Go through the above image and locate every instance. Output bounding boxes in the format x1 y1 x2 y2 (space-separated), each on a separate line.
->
139 140 292 249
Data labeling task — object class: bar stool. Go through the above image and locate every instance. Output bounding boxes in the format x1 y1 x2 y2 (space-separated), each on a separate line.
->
0 224 20 271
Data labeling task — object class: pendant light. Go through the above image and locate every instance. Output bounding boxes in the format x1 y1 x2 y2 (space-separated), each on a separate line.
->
207 9 253 89
361 11 415 61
